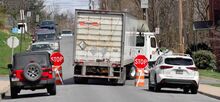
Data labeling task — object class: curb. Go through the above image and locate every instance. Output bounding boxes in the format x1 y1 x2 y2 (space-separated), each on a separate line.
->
199 91 220 100
0 84 9 101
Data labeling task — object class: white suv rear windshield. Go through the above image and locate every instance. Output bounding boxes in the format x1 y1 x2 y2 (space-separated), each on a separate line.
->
165 58 193 65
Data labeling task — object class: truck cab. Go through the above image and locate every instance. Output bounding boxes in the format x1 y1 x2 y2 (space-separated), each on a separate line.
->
131 32 160 67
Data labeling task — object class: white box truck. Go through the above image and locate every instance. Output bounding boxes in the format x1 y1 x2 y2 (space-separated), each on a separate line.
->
73 9 137 85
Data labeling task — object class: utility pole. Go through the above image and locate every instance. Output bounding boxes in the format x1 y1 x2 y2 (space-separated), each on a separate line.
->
89 0 91 10
179 0 184 53
20 0 25 52
89 0 94 10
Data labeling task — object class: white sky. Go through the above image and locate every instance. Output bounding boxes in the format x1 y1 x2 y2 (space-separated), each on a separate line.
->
44 0 99 14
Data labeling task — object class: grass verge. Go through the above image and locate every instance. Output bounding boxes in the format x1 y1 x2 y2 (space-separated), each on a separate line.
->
209 84 220 87
0 30 31 75
0 67 9 75
199 69 220 80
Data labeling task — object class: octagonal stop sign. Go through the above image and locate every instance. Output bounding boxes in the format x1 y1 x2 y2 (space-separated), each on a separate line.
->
50 52 64 66
134 55 148 69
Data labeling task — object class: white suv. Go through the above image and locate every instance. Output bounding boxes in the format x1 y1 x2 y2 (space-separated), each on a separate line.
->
148 53 199 94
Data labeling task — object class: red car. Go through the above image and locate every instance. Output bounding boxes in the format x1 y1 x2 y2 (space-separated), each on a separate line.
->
8 51 56 98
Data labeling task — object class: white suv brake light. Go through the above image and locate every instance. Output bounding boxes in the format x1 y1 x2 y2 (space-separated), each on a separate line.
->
186 67 198 71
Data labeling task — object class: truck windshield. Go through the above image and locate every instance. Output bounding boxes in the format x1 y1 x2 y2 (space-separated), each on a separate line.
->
136 36 145 47
151 37 156 48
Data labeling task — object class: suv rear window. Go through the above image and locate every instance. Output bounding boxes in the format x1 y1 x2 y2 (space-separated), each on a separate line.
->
165 58 193 65
37 34 56 41
62 31 72 34
14 54 49 69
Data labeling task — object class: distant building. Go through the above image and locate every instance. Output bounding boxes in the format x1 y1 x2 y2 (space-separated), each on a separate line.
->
209 0 220 70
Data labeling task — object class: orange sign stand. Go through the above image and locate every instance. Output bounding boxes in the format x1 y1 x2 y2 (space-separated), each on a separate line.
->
52 65 63 85
135 69 145 87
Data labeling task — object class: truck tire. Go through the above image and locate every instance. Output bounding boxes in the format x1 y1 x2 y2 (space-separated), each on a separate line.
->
23 63 42 82
74 77 88 84
126 66 136 80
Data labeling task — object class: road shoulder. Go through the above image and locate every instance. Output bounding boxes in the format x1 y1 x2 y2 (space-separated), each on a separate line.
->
0 81 10 101
199 84 220 100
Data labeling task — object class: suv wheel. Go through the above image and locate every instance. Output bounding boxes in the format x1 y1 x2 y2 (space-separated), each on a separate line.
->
148 75 154 91
154 75 161 92
47 84 56 95
10 87 18 98
191 88 198 94
23 63 42 82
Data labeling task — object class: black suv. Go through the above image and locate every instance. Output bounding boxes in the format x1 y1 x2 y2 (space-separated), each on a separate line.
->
38 20 56 30
8 51 56 98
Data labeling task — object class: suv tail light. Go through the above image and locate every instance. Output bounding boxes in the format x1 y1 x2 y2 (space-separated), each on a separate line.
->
187 67 198 71
160 66 173 69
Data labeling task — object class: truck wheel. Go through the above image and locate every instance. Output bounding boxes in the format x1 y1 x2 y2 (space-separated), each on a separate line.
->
10 87 18 98
74 77 88 84
23 63 42 82
74 77 80 84
127 66 136 80
47 84 56 95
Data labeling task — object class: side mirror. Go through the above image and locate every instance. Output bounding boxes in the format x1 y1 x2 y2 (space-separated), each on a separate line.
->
8 64 12 69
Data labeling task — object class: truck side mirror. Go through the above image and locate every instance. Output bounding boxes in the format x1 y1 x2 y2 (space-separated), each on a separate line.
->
8 64 13 69
58 36 62 40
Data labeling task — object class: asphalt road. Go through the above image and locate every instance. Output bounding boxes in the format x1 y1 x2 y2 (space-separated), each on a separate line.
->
2 79 219 102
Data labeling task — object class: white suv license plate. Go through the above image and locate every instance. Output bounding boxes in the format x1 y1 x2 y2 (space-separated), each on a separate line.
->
176 70 183 74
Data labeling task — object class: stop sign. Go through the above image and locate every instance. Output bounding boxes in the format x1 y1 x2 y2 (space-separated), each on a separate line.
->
50 52 64 66
134 55 148 69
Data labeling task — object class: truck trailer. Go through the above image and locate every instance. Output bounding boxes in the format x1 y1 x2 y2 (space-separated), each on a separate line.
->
73 9 138 85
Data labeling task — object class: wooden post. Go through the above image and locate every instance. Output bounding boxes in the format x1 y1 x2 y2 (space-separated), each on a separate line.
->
179 0 184 53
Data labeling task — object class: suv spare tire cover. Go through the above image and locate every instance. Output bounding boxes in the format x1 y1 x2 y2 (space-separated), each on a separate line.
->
23 63 42 82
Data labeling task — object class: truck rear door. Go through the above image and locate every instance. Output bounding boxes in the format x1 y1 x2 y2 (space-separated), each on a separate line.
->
75 12 123 64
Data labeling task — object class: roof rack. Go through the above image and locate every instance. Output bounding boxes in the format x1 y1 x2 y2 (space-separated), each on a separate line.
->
163 53 190 57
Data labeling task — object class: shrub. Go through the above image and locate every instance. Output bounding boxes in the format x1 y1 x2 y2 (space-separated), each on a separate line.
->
192 50 216 70
185 43 212 56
